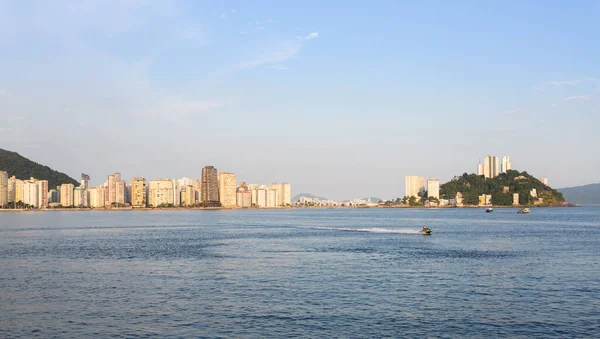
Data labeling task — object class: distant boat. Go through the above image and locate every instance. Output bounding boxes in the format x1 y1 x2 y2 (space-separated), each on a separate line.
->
486 208 493 213
517 208 530 214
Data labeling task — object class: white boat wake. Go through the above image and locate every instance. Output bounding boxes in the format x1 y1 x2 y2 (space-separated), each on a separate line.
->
305 226 421 234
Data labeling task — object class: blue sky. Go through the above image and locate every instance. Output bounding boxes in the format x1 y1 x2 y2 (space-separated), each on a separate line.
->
1 0 599 200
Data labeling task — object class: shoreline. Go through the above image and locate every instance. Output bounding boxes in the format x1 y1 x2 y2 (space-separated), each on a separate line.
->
0 204 579 212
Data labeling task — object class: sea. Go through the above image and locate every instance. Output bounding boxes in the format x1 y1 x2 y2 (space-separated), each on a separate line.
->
1 207 599 338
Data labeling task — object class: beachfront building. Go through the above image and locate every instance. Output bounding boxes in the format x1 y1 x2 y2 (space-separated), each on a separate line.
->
201 166 219 204
236 190 252 208
513 193 519 206
107 173 121 205
14 179 24 203
219 172 237 207
60 183 74 207
74 187 86 207
181 185 196 207
130 177 146 207
266 189 279 208
427 178 440 199
405 176 426 198
148 179 174 207
37 180 48 208
0 171 7 206
88 186 106 208
269 183 291 206
23 179 39 207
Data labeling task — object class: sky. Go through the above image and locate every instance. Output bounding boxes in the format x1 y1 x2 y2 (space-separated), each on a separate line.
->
1 0 599 200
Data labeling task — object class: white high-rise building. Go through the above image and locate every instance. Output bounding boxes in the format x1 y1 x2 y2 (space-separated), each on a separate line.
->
266 189 280 207
148 179 174 207
60 183 75 207
0 171 8 206
37 180 48 208
405 176 426 198
427 178 440 199
219 172 237 207
269 183 291 206
74 187 86 207
88 187 106 208
477 163 484 176
23 179 39 207
483 155 499 178
501 155 512 173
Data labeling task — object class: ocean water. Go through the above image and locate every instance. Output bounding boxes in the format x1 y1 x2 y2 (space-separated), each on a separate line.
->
1 207 599 338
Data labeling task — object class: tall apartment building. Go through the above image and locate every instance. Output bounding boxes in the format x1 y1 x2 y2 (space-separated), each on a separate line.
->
130 177 146 207
501 155 512 173
81 173 90 189
477 163 484 176
115 181 126 206
148 179 174 207
0 171 7 206
405 176 426 198
219 172 237 207
74 187 86 207
483 155 499 178
193 179 202 203
236 190 252 208
37 180 48 208
255 188 267 207
107 173 122 205
427 178 440 199
23 179 39 207
266 189 279 208
88 187 106 208
182 185 196 206
60 183 75 207
7 176 16 203
201 166 219 203
269 183 291 206
14 179 24 203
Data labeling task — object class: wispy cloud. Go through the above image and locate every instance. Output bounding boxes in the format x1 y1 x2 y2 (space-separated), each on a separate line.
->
540 77 600 88
270 64 288 70
302 32 319 40
221 12 227 19
563 95 591 101
236 41 302 70
256 19 274 25
255 26 265 30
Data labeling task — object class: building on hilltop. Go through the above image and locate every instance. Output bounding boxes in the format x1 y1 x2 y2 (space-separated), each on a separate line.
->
483 155 499 178
405 176 426 198
219 172 237 207
501 155 512 173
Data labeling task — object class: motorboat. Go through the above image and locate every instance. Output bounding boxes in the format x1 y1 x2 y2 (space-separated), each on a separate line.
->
517 208 530 214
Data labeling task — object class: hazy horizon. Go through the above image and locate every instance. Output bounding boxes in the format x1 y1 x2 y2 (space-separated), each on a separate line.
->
1 1 599 200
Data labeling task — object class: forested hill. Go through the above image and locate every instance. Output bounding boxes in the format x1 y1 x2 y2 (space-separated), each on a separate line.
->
0 148 79 189
439 170 565 206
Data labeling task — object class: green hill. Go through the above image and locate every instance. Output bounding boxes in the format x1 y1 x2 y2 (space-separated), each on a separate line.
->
0 148 79 189
559 183 600 205
440 170 565 206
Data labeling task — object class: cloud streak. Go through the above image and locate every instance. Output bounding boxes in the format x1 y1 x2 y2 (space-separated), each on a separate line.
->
563 95 591 101
302 32 319 40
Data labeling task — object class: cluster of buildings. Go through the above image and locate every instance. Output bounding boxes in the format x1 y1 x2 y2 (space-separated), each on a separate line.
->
0 167 291 209
0 172 49 208
294 197 379 208
476 155 512 178
405 176 439 200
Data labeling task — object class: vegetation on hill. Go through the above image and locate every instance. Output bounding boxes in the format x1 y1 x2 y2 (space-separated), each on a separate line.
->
0 148 79 189
440 170 565 206
559 183 600 205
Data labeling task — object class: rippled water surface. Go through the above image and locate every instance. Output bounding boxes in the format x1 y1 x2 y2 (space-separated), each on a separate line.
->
1 207 600 338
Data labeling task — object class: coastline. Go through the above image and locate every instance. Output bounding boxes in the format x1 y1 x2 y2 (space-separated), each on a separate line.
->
0 204 577 212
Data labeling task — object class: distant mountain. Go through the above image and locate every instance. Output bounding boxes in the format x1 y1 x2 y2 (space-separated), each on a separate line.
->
292 193 328 202
0 148 79 189
559 183 600 205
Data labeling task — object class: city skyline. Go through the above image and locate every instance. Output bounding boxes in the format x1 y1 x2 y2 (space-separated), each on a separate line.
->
1 1 599 200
